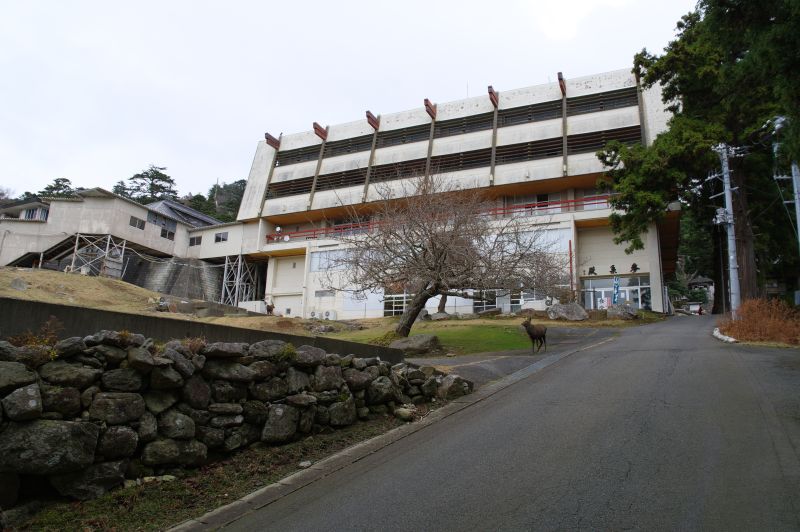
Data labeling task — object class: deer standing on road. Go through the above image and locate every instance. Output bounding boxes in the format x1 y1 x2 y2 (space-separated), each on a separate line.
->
522 316 547 353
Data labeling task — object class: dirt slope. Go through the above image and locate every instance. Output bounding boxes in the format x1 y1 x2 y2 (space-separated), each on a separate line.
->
0 267 313 335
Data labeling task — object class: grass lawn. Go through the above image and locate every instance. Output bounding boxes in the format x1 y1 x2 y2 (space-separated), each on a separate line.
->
16 416 403 531
329 313 665 355
331 318 541 354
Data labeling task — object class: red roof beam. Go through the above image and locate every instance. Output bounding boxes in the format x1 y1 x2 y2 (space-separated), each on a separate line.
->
264 132 280 150
424 98 436 120
488 85 499 108
313 122 328 141
366 110 380 131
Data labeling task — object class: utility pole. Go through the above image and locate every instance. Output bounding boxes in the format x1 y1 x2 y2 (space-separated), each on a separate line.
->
792 161 800 254
770 116 800 258
712 144 741 317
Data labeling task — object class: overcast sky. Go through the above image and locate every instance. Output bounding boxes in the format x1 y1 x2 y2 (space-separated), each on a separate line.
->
0 0 697 199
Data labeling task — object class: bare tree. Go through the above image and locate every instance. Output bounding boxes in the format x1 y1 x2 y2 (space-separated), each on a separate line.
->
323 174 569 337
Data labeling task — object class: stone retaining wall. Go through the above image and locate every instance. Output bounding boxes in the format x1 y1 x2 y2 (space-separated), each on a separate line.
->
0 331 472 505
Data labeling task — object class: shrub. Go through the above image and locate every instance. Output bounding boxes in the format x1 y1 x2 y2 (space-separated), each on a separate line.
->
718 298 800 345
276 343 297 362
369 331 402 346
7 316 64 347
181 337 207 354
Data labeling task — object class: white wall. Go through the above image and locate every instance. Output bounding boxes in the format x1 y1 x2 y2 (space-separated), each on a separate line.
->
0 196 191 266
576 224 665 312
237 141 276 221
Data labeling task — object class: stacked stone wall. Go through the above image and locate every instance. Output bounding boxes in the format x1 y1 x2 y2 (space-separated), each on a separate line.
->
0 331 472 505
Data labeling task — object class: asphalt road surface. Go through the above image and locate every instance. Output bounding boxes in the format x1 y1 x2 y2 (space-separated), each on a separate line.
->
408 326 618 388
226 315 800 531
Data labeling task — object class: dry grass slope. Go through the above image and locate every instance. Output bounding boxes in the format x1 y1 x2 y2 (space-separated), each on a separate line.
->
718 299 800 346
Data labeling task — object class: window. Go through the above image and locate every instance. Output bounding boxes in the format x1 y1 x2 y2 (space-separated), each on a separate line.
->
214 232 228 243
375 124 431 149
266 176 315 199
160 228 175 241
567 126 641 155
323 134 373 158
189 236 202 246
275 145 321 167
581 275 651 311
505 193 562 215
383 292 413 316
129 216 145 230
498 99 562 127
147 212 177 231
473 290 498 313
314 289 335 298
578 189 610 211
566 87 638 116
434 112 494 139
310 250 347 271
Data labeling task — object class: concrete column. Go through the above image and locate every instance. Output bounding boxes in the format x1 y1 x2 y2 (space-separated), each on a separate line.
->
257 134 281 218
424 103 437 178
362 120 380 202
635 77 648 145
307 127 329 210
559 73 568 176
489 99 499 186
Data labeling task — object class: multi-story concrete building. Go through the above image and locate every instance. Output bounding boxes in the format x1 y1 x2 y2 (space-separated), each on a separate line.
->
1 68 679 318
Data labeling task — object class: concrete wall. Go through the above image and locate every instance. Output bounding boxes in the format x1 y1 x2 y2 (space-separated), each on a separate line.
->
575 224 665 312
0 196 192 267
237 141 277 221
0 297 403 362
256 68 643 216
122 258 223 302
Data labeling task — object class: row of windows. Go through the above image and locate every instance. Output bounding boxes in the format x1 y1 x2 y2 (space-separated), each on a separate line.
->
265 125 640 198
23 207 49 221
272 88 639 167
129 217 230 247
131 215 176 241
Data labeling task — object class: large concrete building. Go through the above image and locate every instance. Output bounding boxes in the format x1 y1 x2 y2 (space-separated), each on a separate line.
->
0 68 679 318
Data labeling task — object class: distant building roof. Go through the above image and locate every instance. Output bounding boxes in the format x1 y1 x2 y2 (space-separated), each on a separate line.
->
0 196 49 217
688 275 714 286
146 199 223 228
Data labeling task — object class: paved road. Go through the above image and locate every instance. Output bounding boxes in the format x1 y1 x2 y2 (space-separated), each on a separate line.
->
226 316 800 531
408 326 617 388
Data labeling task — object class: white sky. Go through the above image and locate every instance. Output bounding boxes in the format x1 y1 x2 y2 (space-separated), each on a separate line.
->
0 0 697 198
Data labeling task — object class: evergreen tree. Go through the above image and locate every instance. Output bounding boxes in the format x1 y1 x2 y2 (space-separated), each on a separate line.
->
127 165 178 204
597 4 799 310
112 180 132 198
207 179 246 222
38 178 75 198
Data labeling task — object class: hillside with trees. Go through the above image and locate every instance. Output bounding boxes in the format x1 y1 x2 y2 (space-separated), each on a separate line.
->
598 0 800 312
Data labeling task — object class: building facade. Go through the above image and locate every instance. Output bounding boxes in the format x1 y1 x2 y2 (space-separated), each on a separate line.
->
0 68 679 318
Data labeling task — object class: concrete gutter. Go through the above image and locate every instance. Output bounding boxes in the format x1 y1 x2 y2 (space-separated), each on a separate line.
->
168 334 617 531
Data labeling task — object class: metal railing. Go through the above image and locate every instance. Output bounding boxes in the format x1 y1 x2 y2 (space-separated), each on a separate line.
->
265 195 612 243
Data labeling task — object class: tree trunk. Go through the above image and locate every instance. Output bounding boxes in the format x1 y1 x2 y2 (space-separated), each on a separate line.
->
395 284 437 337
732 169 759 300
711 227 727 314
437 294 448 313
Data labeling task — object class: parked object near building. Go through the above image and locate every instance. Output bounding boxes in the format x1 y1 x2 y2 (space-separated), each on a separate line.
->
0 68 679 317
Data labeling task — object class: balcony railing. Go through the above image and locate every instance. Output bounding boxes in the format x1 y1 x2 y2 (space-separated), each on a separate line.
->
265 196 611 243
484 196 611 218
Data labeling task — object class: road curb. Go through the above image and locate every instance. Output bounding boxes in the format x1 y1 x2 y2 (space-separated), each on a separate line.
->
168 334 617 531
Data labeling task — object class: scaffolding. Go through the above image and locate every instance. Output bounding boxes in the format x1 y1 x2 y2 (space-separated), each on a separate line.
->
68 234 127 278
221 254 258 307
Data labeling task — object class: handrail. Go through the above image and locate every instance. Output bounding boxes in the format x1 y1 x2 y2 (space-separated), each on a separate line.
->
266 196 612 242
